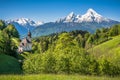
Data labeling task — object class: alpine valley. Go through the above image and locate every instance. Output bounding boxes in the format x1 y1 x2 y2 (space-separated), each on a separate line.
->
7 8 120 37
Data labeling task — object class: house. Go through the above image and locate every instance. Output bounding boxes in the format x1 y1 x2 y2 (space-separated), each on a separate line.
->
18 30 32 53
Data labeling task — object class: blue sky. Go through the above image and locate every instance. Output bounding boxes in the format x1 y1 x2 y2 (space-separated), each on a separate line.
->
0 0 120 22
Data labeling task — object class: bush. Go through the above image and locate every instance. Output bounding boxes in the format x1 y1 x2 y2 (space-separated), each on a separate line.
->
23 54 45 74
98 58 120 76
23 48 98 75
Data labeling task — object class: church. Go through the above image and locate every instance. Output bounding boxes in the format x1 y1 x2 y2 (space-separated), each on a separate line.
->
18 30 32 53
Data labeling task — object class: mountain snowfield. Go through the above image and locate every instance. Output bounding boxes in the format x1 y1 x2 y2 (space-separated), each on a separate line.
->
7 18 43 26
7 8 120 37
56 8 111 23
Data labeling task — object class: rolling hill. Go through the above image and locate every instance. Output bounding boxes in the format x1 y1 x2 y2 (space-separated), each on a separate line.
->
88 35 120 60
0 54 22 74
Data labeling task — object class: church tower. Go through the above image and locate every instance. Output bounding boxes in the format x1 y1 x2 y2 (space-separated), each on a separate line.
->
27 29 32 38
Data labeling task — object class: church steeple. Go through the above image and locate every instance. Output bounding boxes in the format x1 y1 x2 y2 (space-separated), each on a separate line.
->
27 28 31 38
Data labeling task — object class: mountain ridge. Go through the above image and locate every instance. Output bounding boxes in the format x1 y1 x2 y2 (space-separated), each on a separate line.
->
7 18 43 26
56 8 113 23
6 8 120 37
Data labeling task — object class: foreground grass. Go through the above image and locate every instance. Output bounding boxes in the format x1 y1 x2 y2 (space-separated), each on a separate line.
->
0 74 120 80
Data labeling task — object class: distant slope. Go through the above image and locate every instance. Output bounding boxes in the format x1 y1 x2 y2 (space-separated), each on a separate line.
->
88 35 120 60
0 54 21 74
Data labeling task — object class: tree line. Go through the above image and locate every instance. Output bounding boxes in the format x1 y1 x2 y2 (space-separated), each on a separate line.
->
0 20 19 57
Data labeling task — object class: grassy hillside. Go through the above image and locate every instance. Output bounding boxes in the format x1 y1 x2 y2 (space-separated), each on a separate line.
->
0 74 120 80
88 35 120 60
0 54 22 74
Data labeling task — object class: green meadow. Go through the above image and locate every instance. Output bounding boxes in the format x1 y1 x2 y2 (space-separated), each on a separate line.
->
88 35 120 60
0 74 120 80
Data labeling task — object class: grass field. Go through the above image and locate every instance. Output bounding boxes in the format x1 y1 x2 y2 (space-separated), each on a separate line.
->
88 35 120 59
0 54 21 74
0 74 120 80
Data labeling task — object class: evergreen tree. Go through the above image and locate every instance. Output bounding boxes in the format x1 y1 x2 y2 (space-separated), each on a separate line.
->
4 24 19 38
0 20 6 30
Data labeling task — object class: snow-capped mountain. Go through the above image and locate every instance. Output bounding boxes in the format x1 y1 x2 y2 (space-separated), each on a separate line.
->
6 18 43 37
32 8 120 37
57 8 111 23
64 12 76 22
56 12 76 23
77 8 110 23
7 18 43 26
